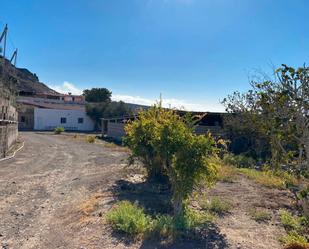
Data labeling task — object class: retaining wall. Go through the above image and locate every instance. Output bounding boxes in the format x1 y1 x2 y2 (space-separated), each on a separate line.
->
0 80 18 158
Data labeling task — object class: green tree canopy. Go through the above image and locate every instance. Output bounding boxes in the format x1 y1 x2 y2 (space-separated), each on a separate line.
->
223 65 309 173
124 104 217 216
83 88 112 103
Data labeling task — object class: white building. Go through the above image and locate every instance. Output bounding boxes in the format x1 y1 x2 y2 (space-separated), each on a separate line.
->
34 108 95 131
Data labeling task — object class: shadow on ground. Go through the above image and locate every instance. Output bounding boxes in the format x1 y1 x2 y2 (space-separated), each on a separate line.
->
109 179 229 249
111 179 172 215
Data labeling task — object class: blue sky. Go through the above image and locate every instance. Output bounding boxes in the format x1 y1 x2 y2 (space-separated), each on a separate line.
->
1 0 309 111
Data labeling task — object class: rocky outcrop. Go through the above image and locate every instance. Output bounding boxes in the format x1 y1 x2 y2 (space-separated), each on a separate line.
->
0 58 58 95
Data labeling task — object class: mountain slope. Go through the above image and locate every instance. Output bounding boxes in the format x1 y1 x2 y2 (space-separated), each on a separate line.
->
0 59 58 95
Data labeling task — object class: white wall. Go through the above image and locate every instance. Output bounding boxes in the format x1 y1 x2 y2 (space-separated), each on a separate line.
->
34 108 95 131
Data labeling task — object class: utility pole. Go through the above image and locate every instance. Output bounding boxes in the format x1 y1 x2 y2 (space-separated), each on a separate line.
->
10 49 17 66
0 24 8 59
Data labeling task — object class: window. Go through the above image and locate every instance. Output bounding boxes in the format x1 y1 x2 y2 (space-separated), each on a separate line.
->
78 118 84 124
21 116 26 123
61 117 67 124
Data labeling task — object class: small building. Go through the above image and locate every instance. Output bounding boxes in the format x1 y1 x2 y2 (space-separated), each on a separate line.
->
34 108 95 131
101 112 225 140
17 93 87 131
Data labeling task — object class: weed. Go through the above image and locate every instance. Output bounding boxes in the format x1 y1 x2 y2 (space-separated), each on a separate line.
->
54 127 65 134
106 201 151 237
279 210 309 247
249 208 271 222
86 136 96 143
217 164 237 183
201 197 232 215
239 168 286 189
280 231 309 248
152 208 214 239
279 210 307 233
106 201 214 240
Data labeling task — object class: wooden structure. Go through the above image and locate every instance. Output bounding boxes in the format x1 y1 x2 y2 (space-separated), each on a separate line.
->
101 112 225 140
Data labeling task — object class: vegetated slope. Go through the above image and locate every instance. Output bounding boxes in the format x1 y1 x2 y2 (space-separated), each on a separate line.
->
0 58 58 95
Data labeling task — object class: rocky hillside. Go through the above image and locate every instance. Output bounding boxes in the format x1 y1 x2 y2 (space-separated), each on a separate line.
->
0 58 58 95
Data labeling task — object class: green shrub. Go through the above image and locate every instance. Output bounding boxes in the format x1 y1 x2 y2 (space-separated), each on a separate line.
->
279 210 309 247
86 136 96 143
54 127 65 134
279 210 307 233
280 231 309 247
249 208 271 222
201 197 232 215
125 104 217 216
223 153 256 168
106 201 215 240
106 201 151 237
152 208 214 239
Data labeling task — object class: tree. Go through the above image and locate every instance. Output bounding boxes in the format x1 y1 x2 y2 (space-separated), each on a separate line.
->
124 104 217 216
223 65 309 173
83 88 112 103
84 87 130 128
86 101 131 128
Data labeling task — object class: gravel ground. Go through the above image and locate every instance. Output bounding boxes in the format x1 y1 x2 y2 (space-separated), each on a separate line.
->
0 132 128 249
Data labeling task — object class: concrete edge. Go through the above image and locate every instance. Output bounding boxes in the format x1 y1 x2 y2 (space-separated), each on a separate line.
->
0 141 25 162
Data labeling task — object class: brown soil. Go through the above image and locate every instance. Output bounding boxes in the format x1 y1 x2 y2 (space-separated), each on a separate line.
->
0 132 294 249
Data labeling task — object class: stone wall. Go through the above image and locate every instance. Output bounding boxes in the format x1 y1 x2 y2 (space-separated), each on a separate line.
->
0 67 18 158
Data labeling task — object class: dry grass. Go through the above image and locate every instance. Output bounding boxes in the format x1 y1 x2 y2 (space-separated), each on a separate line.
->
201 197 233 215
239 168 287 189
103 142 130 152
86 136 96 143
217 164 238 183
78 193 105 216
248 208 272 222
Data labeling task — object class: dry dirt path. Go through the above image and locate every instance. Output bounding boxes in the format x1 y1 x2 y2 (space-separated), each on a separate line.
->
0 132 128 249
207 176 294 249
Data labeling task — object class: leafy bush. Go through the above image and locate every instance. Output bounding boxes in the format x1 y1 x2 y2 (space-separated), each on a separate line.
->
106 201 151 237
54 127 65 134
125 104 217 216
249 208 271 222
201 197 232 215
223 153 256 168
86 136 96 143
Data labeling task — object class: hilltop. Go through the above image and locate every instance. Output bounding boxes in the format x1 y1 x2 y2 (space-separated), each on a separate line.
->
0 58 58 95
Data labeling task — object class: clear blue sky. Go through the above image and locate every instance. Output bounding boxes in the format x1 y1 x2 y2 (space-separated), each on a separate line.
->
1 0 309 111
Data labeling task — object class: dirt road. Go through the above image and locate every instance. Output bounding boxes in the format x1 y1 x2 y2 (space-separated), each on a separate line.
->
0 132 128 249
0 132 294 249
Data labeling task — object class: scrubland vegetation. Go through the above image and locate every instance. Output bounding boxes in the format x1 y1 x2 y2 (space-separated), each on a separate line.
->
104 65 309 248
54 126 65 134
